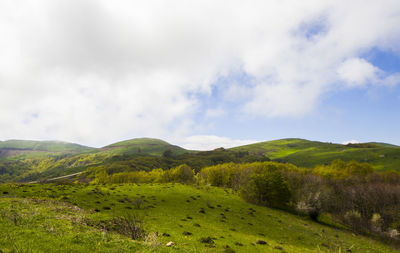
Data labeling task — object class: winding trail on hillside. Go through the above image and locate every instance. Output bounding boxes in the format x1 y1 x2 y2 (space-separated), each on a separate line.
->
27 172 83 184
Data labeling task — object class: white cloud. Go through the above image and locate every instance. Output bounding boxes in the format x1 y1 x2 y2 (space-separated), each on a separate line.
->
0 0 399 146
337 58 379 87
180 135 259 151
380 73 400 86
342 140 360 145
337 58 400 87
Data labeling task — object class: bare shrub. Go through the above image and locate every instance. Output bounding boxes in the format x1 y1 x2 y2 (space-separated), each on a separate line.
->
111 213 147 240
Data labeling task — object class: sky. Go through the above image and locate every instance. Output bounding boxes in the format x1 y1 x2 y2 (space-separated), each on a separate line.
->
1 0 400 150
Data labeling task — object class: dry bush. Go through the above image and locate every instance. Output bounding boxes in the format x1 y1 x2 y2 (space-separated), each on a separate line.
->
110 213 147 240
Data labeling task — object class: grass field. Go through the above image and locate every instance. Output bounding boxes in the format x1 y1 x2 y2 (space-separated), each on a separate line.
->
0 183 396 252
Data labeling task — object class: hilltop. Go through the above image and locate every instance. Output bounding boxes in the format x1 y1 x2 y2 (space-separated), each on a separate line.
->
100 137 190 156
0 139 94 158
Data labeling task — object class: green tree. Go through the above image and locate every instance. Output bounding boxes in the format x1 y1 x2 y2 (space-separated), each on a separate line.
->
168 164 194 183
241 168 291 209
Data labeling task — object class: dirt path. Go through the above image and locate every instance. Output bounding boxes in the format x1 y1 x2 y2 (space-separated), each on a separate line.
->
27 171 83 184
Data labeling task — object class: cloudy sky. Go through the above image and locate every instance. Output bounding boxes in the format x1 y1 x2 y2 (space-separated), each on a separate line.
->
1 0 400 149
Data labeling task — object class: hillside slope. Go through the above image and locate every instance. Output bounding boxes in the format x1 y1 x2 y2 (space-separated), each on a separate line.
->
0 140 94 158
0 183 396 252
231 138 400 170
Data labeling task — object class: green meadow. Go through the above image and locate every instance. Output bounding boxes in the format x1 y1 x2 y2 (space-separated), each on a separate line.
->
0 183 396 253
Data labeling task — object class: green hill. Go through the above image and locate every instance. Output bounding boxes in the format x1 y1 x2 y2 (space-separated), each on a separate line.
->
231 138 400 171
0 139 94 158
100 138 191 156
0 138 196 183
0 183 395 252
2 137 400 184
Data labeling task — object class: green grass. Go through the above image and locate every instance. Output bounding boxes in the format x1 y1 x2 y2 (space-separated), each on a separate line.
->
0 183 396 252
0 197 154 252
231 138 400 171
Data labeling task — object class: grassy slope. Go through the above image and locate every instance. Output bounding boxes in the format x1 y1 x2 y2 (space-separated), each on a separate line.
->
231 138 400 171
0 198 152 252
0 140 95 158
100 138 191 156
0 183 395 253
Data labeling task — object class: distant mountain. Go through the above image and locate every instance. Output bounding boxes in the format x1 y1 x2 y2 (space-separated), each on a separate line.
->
230 138 400 171
0 140 94 158
100 138 190 156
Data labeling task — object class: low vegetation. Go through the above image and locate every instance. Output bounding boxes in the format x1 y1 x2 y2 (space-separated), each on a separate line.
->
0 183 397 252
69 159 400 246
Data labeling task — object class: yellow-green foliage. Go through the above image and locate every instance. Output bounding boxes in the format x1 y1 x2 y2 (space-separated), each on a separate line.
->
103 164 195 184
164 164 195 183
92 168 109 184
199 161 297 190
313 159 374 179
108 169 165 184
198 162 295 209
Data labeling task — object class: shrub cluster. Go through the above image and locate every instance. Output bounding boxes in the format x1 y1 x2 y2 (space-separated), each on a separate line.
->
198 162 294 209
289 166 400 238
92 164 195 184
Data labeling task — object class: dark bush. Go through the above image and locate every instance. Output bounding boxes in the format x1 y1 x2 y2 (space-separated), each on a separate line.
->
199 237 215 244
256 240 267 245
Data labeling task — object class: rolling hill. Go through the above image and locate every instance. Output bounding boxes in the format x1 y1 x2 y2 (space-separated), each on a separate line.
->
0 138 188 159
2 137 400 184
230 138 400 171
0 139 95 158
100 138 191 156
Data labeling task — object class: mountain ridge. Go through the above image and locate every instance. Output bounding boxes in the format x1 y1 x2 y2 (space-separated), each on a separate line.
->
1 137 400 184
1 137 397 153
